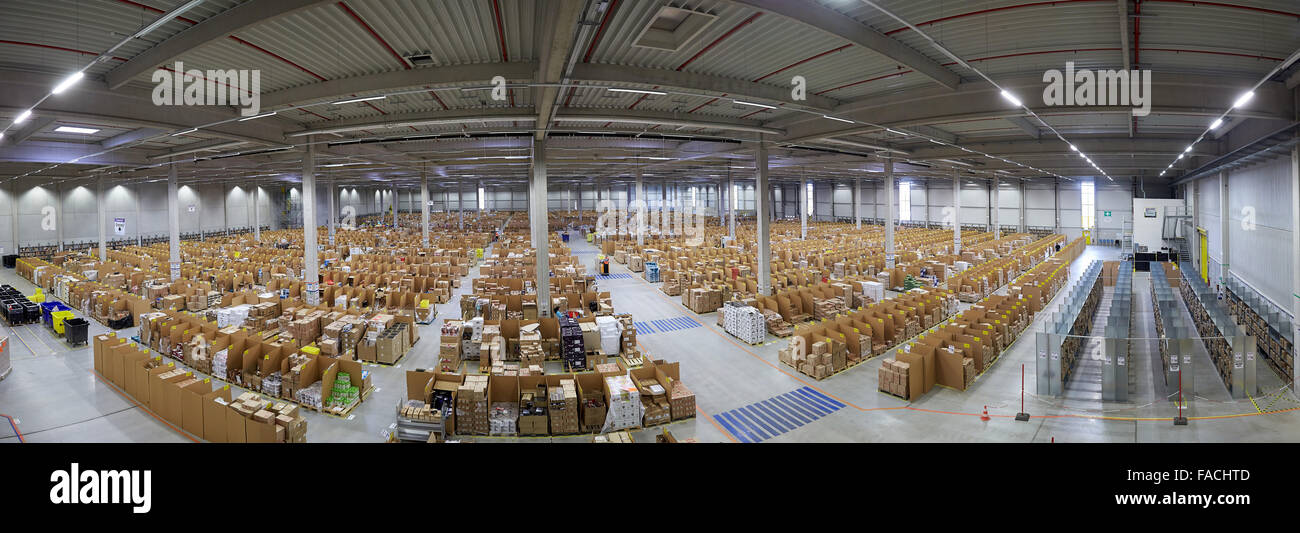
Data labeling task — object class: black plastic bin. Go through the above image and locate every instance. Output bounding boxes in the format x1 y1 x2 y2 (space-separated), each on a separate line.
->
107 314 134 330
4 302 23 325
64 318 89 346
2 255 17 268
22 302 41 324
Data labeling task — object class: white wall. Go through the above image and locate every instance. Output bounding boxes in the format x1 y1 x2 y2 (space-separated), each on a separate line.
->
1191 157 1294 310
1132 198 1185 252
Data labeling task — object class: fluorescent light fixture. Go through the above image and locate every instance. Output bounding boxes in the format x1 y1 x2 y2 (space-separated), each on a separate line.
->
733 100 774 109
172 128 198 136
1209 118 1223 130
1069 144 1078 152
333 95 386 105
1232 91 1254 109
646 156 671 160
1176 153 1183 160
14 110 32 124
238 112 277 122
1159 171 1165 176
607 88 666 96
54 126 99 134
51 71 84 95
1184 145 1193 153
1000 90 1022 107
822 115 853 123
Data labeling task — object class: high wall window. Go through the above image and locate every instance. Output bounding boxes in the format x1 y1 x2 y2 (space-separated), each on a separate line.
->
899 182 911 221
1081 181 1095 229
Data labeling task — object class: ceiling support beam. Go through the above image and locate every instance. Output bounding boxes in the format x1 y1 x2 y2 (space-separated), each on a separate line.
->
3 117 56 146
534 0 588 140
1004 116 1041 139
105 0 334 89
730 0 958 90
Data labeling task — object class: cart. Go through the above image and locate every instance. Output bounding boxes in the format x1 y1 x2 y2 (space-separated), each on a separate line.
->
64 318 89 347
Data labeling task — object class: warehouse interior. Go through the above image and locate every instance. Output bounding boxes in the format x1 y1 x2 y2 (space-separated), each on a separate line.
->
0 0 1297 444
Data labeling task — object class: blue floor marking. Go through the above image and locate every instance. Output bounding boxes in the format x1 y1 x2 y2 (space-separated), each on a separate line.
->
801 387 847 409
771 394 819 421
713 413 752 443
741 405 784 435
756 399 802 428
795 389 841 415
745 404 790 434
716 387 847 442
640 316 703 336
731 409 773 440
795 388 842 413
762 398 810 426
722 411 765 442
784 391 830 416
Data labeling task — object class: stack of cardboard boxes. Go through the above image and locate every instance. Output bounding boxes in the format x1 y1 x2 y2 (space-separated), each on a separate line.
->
684 286 723 314
517 381 547 436
456 375 488 435
549 379 580 434
878 358 911 398
669 381 695 421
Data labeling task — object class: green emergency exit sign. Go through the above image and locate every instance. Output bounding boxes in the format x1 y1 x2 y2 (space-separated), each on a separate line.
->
1103 211 1111 217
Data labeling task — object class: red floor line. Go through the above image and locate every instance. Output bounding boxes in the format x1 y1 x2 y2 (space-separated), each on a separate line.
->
1 413 24 443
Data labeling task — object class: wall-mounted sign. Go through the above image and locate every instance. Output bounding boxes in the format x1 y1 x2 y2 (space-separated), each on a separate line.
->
1144 208 1158 218
114 217 126 235
187 205 196 212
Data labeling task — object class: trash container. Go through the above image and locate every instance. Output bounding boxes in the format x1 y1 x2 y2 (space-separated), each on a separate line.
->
52 310 76 335
561 232 569 243
64 318 89 347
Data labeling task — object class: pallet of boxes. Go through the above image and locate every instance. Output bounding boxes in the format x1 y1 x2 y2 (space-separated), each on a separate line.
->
878 358 912 400
778 338 841 380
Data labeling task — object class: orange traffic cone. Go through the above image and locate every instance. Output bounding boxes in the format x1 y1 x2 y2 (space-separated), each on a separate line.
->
980 406 990 422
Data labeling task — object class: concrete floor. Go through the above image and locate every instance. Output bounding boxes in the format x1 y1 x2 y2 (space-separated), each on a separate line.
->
2 237 1298 443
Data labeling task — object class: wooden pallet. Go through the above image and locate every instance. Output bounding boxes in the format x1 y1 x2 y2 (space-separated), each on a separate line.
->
878 389 908 400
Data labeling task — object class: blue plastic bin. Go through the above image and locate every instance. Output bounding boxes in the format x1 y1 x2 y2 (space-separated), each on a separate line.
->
41 301 72 329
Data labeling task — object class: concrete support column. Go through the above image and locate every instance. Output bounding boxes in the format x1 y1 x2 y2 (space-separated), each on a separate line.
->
9 181 17 253
992 175 1001 239
167 161 180 280
885 157 896 268
953 171 962 255
727 176 736 239
327 178 336 244
1019 179 1027 233
755 139 772 296
458 181 465 230
131 182 141 246
97 176 107 261
635 166 645 246
421 172 430 247
530 138 551 317
1219 170 1230 284
799 177 808 240
1054 178 1062 234
923 180 930 228
55 182 64 252
853 173 862 229
302 140 319 305
252 186 260 242
390 187 397 226
1289 145 1300 390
